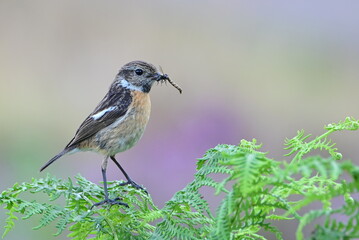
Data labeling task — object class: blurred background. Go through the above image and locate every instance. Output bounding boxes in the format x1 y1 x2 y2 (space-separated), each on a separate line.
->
1 1 359 239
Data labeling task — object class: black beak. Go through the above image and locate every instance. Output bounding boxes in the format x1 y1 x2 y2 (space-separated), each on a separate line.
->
154 73 169 81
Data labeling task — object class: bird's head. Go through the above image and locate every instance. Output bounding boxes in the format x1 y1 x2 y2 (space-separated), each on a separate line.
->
116 61 168 93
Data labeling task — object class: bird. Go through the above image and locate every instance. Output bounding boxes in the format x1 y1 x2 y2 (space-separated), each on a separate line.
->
40 60 180 208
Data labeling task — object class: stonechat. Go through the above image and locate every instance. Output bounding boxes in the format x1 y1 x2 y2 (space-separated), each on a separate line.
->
40 60 182 208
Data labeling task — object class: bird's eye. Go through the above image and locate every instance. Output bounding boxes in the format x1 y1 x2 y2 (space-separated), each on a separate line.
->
135 69 143 76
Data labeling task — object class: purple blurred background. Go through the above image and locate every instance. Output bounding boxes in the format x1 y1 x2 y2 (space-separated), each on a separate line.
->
1 1 359 239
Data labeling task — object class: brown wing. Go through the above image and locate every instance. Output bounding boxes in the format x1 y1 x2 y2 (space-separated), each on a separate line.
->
65 87 132 149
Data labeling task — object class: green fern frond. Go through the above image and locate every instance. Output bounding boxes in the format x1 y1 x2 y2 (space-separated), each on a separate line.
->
325 117 359 131
2 208 18 238
211 192 233 240
284 130 312 156
54 211 71 236
284 121 349 161
1 175 162 239
221 151 274 196
238 139 263 153
2 117 359 239
68 221 96 239
33 205 63 230
302 200 359 240
22 202 47 219
293 156 342 179
296 209 330 240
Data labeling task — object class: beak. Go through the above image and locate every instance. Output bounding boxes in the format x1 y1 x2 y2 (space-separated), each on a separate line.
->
154 73 169 81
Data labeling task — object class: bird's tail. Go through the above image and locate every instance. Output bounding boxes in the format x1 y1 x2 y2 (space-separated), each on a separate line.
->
40 148 72 172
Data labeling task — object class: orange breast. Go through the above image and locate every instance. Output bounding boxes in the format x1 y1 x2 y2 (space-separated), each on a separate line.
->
83 91 152 156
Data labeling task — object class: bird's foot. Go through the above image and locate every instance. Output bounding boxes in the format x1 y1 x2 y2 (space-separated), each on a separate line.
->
120 179 148 194
91 197 129 209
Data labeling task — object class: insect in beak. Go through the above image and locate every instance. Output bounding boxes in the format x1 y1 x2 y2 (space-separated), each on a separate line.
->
157 66 183 94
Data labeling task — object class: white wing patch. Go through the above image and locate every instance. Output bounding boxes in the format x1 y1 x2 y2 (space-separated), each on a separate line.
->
92 106 117 120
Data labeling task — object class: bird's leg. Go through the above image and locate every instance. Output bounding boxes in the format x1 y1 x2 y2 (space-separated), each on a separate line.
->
91 157 128 209
110 156 147 193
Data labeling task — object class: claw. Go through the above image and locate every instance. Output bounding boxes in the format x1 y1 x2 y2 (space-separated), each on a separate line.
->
120 179 148 194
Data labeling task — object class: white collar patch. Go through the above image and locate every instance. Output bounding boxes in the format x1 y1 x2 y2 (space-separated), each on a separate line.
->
119 79 142 92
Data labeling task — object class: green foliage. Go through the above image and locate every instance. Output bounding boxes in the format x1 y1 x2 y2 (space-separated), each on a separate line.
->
1 117 359 239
